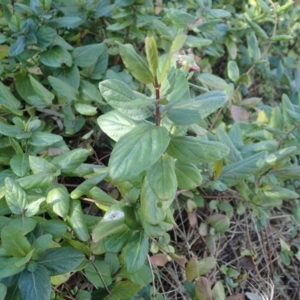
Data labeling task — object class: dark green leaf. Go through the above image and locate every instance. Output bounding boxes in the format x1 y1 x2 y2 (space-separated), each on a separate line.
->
29 75 54 104
72 43 105 68
10 154 30 177
37 247 85 275
104 280 142 300
84 260 112 288
0 257 25 278
48 76 79 100
19 265 51 300
125 232 148 273
40 45 72 67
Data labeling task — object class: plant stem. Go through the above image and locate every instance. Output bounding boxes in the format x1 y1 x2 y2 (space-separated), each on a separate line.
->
154 78 161 126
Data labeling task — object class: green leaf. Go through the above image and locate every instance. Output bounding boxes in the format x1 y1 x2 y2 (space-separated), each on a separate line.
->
104 230 132 253
186 257 200 282
75 103 97 116
31 234 52 260
167 136 229 164
109 125 170 181
1 227 31 257
35 26 56 48
15 249 34 268
118 43 153 84
70 169 108 199
8 217 37 234
80 80 103 103
16 173 54 190
139 176 166 225
10 154 30 177
0 256 26 278
185 36 212 48
40 220 67 239
72 43 105 68
99 79 152 120
146 154 177 201
92 217 127 243
84 260 113 288
175 161 202 190
46 17 82 28
145 36 159 77
216 128 242 164
5 177 27 215
37 247 85 276
125 232 148 273
212 281 226 300
29 75 54 105
227 61 239 82
194 91 227 119
9 35 26 57
196 73 228 90
104 280 142 300
46 185 70 218
67 200 90 242
51 149 90 174
170 33 187 54
195 277 212 300
0 283 7 300
18 265 51 300
97 110 139 142
48 76 79 100
248 32 260 61
245 17 268 39
263 186 299 200
219 152 267 186
198 257 217 275
208 214 230 234
0 122 29 138
29 156 57 174
30 131 62 147
0 82 21 114
40 45 72 67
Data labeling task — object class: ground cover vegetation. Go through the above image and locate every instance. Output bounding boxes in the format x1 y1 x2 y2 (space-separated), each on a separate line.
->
0 0 299 299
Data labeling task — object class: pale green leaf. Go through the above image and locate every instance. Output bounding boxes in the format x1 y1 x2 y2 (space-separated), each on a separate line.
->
1 227 31 257
109 125 170 181
118 43 153 84
219 152 268 186
175 161 202 190
5 177 27 215
46 185 70 218
167 136 229 164
97 110 139 142
99 79 152 120
146 154 177 201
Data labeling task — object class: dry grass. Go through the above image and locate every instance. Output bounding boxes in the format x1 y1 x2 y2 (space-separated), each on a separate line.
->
151 194 300 300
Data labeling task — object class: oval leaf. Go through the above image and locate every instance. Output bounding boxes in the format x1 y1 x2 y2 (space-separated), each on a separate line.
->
109 125 170 181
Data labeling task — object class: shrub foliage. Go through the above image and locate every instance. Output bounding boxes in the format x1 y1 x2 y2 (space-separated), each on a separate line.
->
0 0 299 299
